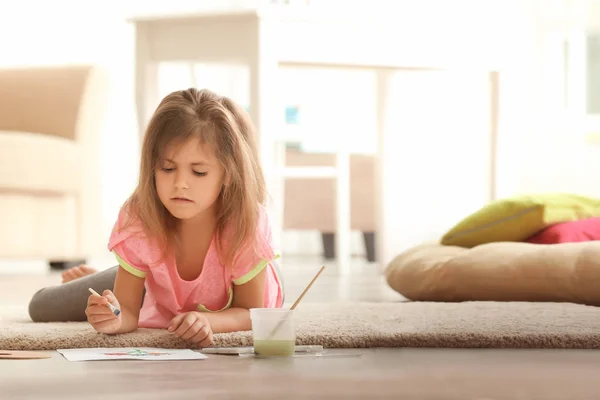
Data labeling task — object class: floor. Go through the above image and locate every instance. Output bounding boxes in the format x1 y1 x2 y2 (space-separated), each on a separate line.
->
2 256 600 399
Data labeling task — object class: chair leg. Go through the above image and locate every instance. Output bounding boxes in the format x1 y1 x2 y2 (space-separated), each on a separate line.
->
363 232 376 262
322 232 376 262
321 232 335 260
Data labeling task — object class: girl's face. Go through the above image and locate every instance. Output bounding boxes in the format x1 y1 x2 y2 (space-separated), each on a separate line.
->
155 137 225 222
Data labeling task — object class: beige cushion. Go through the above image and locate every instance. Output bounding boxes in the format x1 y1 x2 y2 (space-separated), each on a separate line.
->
385 241 600 306
0 65 109 260
0 130 81 194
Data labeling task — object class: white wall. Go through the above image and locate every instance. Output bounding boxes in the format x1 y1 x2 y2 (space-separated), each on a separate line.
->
377 69 494 263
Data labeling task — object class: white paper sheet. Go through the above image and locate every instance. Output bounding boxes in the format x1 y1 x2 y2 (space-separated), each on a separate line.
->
56 347 207 361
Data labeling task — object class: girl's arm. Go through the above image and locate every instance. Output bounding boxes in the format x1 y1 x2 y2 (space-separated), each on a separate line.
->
202 267 267 333
112 266 146 333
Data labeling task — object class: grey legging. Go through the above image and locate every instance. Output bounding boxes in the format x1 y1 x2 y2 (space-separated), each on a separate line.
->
28 262 285 323
28 266 122 322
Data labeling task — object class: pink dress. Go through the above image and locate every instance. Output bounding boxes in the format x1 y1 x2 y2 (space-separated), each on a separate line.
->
107 206 284 329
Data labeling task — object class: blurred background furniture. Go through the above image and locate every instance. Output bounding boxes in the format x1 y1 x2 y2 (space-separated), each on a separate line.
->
283 148 376 262
0 65 110 267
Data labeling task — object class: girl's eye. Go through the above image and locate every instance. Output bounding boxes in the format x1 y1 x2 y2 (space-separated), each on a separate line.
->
193 171 208 177
161 167 174 172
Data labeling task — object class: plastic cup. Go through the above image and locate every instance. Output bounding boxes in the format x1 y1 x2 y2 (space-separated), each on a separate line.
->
250 308 296 357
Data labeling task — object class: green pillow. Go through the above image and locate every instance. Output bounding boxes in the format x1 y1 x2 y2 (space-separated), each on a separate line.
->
441 193 600 248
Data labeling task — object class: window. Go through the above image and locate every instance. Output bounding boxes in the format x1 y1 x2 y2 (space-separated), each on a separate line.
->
561 29 600 135
586 32 600 115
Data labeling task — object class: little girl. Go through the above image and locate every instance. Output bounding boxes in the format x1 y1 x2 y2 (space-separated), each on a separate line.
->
28 88 284 348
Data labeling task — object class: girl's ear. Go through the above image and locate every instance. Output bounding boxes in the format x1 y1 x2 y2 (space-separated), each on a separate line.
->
223 171 231 186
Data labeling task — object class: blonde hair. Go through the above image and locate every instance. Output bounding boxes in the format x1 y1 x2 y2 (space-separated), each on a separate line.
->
123 88 267 270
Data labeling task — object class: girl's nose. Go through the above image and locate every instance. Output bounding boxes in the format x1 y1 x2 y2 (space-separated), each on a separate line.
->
174 172 189 190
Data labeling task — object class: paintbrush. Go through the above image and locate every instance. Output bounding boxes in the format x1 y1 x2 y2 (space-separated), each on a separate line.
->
88 288 121 316
266 265 326 339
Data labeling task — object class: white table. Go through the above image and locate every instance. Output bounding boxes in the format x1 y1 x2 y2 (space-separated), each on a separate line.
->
129 7 499 274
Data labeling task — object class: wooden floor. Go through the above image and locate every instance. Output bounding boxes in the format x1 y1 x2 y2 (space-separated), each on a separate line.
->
1 256 599 399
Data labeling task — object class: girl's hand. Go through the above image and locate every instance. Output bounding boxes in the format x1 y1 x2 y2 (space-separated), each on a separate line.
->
168 312 214 347
85 290 122 334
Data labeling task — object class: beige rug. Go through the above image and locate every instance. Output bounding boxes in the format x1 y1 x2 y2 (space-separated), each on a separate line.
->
2 301 600 350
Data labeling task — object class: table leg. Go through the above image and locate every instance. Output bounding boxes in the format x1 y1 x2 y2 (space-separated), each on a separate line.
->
375 70 394 271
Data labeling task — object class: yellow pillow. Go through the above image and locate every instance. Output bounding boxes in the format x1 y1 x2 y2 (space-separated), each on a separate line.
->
441 193 600 248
